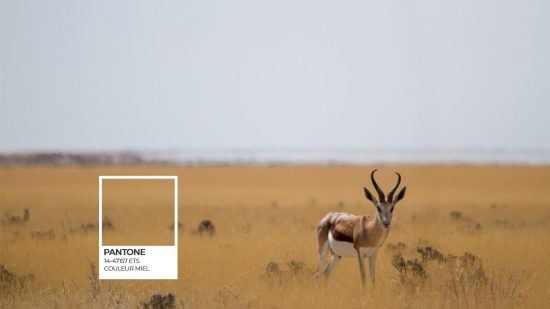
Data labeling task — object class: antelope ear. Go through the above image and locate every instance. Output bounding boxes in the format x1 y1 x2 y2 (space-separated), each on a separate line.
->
394 186 407 203
363 187 378 205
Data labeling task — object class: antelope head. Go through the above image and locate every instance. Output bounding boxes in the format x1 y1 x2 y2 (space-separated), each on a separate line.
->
363 169 407 228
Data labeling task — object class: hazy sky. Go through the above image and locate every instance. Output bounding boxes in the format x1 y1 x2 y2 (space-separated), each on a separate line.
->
1 1 549 152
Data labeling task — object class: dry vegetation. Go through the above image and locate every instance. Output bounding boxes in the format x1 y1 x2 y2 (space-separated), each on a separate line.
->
1 165 549 308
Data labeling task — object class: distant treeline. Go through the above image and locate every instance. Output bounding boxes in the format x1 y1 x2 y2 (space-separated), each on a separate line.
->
0 152 150 165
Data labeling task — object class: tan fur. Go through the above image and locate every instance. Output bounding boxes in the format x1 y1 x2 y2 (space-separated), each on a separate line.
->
315 210 390 286
317 211 389 253
315 169 405 286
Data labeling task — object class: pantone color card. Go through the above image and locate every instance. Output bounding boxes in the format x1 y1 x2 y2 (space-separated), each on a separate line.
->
98 176 178 280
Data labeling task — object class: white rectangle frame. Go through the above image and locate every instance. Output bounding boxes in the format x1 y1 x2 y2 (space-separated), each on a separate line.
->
98 175 178 279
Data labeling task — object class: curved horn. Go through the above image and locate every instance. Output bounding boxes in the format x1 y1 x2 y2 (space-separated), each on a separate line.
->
387 172 401 202
370 169 385 203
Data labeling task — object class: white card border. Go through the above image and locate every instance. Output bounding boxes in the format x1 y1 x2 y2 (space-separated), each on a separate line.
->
98 175 178 279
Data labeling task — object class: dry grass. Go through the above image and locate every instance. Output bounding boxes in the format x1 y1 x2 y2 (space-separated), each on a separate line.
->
1 165 549 308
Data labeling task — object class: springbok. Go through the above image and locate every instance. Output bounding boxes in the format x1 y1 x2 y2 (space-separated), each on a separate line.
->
315 169 406 287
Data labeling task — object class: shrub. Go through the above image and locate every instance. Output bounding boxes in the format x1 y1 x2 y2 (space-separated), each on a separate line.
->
141 293 176 309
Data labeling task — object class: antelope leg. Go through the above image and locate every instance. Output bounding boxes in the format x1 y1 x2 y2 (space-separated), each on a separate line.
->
368 252 378 286
357 250 366 287
323 255 341 278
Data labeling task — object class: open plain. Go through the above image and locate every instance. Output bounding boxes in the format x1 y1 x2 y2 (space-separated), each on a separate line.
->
1 165 549 308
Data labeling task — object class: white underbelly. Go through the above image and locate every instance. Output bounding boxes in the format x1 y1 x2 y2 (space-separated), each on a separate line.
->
328 231 378 258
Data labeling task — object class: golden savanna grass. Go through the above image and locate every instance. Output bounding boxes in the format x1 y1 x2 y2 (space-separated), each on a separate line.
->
1 165 550 308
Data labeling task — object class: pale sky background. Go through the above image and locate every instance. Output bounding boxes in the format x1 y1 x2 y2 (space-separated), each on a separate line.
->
1 1 549 152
